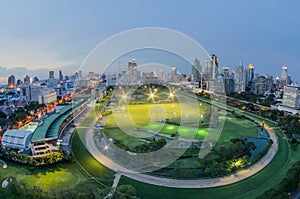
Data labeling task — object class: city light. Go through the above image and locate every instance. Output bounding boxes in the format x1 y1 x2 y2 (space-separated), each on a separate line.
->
104 145 109 151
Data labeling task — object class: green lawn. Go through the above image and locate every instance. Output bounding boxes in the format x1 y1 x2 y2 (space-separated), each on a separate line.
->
105 103 260 149
106 100 299 199
117 128 291 199
0 159 105 198
71 128 115 187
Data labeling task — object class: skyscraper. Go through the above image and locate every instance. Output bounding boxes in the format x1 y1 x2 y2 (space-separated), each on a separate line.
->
281 66 288 84
246 64 254 83
211 54 219 79
59 70 63 81
191 57 202 82
255 76 266 95
221 67 234 94
49 71 55 79
8 75 15 89
24 75 30 84
234 64 245 93
204 54 219 80
128 59 137 84
265 75 274 92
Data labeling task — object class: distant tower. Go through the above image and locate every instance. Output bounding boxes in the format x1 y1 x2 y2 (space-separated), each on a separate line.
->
49 71 55 79
24 75 30 84
211 54 219 79
8 75 15 89
204 54 218 79
281 66 288 85
255 76 266 95
33 76 39 83
234 64 245 93
191 57 202 82
128 59 137 83
172 67 177 75
59 70 63 81
245 64 255 91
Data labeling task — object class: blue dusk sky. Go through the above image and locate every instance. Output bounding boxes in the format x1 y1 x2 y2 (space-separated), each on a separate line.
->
0 0 299 83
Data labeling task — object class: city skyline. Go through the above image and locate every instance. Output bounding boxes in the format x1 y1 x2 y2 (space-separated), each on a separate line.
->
0 1 300 82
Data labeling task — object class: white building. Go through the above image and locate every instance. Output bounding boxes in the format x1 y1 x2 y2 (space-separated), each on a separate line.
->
234 65 246 93
2 130 33 152
282 85 300 109
38 89 57 104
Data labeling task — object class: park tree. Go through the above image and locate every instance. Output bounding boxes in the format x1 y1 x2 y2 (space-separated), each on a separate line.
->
114 184 137 199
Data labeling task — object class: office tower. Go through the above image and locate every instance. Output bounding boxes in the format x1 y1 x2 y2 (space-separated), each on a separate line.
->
128 59 137 83
204 56 213 78
33 76 39 83
245 64 254 84
221 67 235 94
255 76 266 95
59 70 63 81
24 75 30 84
191 57 202 82
211 54 219 79
281 66 288 81
203 54 219 80
221 67 230 77
281 66 288 85
172 67 177 75
49 71 55 79
282 85 300 109
234 65 246 93
265 75 274 92
8 75 15 89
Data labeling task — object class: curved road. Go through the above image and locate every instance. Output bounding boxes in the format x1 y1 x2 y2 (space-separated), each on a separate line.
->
80 113 279 188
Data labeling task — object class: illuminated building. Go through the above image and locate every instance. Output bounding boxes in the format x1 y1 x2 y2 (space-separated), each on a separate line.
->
8 75 15 89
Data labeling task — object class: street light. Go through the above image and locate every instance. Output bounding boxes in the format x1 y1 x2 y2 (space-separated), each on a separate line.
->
104 145 109 151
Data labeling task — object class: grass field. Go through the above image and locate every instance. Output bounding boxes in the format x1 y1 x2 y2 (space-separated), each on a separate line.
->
0 158 105 198
117 121 291 199
104 103 260 149
71 128 115 187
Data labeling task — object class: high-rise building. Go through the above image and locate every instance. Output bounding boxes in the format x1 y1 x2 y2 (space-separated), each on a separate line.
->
24 75 30 84
191 57 202 82
245 64 254 86
8 75 15 89
33 76 39 83
16 79 22 86
211 54 219 79
281 66 288 81
265 75 274 92
234 65 246 93
282 85 300 109
59 70 63 81
128 59 137 84
255 76 266 95
204 54 219 80
221 67 235 94
49 71 55 79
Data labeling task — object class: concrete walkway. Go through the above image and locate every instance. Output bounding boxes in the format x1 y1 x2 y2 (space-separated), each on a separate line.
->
104 173 122 199
81 113 279 188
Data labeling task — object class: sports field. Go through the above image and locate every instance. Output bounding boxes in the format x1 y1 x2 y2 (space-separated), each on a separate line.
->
104 103 261 149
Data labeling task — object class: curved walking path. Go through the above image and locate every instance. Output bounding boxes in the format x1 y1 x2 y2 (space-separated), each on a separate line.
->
81 113 279 189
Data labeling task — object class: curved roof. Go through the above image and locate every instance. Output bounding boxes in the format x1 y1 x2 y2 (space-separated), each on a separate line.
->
2 130 33 149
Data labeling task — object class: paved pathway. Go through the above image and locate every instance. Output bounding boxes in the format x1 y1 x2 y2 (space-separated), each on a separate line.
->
104 173 122 199
81 113 279 188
